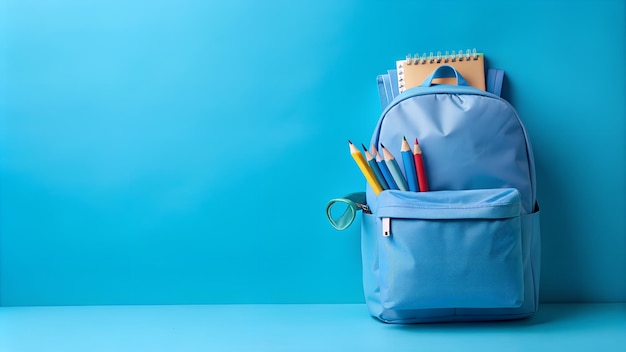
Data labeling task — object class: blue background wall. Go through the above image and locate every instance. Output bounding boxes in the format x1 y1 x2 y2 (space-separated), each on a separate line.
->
0 0 624 306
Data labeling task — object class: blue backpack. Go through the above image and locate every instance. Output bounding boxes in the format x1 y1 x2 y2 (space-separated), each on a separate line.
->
327 65 541 323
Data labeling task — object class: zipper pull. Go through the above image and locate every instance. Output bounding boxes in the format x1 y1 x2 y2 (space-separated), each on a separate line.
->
382 217 391 237
356 203 371 214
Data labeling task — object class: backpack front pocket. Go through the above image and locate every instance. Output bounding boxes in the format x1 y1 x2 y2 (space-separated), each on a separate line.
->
376 188 524 310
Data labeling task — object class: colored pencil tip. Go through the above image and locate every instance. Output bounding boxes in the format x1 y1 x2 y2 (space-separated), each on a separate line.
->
380 143 386 149
403 136 407 142
361 143 368 151
415 138 419 145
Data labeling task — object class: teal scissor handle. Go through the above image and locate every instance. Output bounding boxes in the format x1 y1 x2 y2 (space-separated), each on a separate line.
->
325 192 368 231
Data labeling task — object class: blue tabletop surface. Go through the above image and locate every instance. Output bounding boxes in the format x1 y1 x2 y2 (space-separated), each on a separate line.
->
1 303 624 352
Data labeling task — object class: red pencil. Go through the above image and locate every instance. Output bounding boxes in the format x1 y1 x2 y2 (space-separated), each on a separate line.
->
413 138 429 192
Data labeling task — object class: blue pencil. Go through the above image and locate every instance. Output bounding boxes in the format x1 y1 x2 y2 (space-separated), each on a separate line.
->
362 144 389 190
381 144 408 191
400 137 418 191
376 151 398 190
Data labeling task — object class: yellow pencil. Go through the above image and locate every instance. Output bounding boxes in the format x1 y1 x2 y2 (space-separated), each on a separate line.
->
348 140 383 195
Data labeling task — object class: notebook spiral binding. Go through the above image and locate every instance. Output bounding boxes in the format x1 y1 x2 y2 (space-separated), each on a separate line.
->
402 48 480 66
396 48 485 93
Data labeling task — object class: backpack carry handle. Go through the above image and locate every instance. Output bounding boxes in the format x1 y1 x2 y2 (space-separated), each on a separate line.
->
420 65 469 87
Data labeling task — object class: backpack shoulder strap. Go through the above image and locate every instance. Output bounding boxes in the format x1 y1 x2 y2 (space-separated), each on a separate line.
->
487 68 505 97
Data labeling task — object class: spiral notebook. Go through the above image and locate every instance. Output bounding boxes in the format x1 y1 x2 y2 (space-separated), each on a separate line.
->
397 49 486 93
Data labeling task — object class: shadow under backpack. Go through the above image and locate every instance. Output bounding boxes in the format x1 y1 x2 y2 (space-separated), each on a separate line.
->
326 65 541 323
